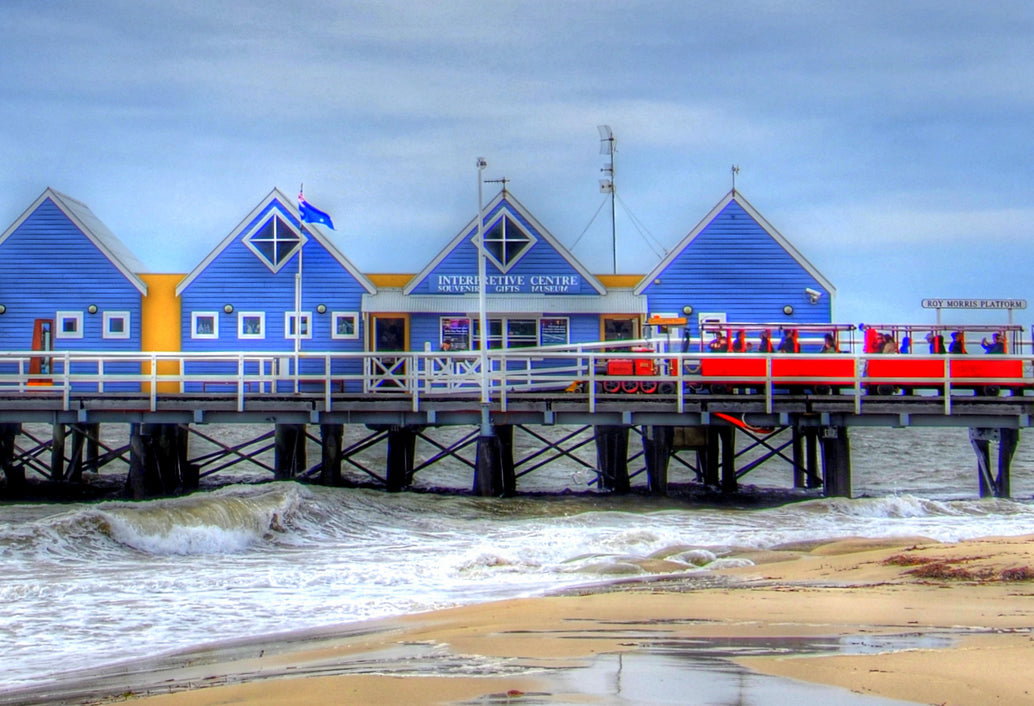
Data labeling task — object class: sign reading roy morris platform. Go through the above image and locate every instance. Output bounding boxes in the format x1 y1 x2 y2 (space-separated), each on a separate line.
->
922 298 1027 310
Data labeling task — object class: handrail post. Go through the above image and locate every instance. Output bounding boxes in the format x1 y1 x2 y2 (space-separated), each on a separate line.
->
62 351 71 411
150 353 158 412
237 353 245 412
765 354 772 414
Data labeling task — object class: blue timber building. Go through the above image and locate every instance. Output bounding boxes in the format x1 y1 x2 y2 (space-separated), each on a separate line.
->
363 189 647 354
0 188 148 390
175 188 375 391
636 190 835 341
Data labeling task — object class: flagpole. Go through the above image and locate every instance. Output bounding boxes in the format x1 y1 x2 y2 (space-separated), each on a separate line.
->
294 184 303 393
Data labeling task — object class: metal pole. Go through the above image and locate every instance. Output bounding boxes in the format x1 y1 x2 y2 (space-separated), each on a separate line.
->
610 141 617 275
476 158 491 413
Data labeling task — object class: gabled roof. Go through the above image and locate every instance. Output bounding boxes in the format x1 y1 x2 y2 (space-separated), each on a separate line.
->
175 188 376 296
404 190 607 295
634 190 835 295
0 187 148 295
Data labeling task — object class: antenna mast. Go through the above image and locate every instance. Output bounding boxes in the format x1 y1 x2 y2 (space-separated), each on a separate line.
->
598 125 616 274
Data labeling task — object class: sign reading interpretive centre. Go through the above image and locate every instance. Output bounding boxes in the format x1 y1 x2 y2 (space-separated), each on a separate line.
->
434 274 582 294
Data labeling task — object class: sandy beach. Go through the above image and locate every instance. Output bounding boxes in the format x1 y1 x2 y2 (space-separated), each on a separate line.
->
22 533 1034 706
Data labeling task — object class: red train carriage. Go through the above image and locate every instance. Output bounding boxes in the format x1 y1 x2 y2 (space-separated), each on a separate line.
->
860 324 1028 395
696 323 858 394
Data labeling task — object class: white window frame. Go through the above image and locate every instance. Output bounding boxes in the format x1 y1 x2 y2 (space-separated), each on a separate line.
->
102 311 131 339
237 311 266 340
242 212 307 274
331 311 359 340
55 311 83 339
191 311 219 339
284 311 313 340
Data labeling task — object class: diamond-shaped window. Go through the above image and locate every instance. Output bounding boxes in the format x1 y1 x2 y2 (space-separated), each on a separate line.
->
243 215 306 273
480 215 535 273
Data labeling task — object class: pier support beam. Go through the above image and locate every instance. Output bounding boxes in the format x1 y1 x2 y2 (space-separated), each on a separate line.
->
51 422 66 482
0 423 24 495
594 425 630 492
719 426 737 493
386 426 417 492
473 424 514 497
274 424 306 480
127 424 190 499
320 424 344 487
698 426 736 492
820 426 852 498
792 427 822 489
642 425 673 495
971 427 1017 498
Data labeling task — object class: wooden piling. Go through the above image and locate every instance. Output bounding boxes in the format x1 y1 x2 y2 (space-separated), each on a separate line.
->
594 425 630 492
274 424 306 479
495 424 516 497
320 423 344 487
51 422 66 482
820 426 852 497
642 425 673 495
0 423 24 495
386 426 416 492
720 425 737 493
972 427 1017 498
474 433 502 496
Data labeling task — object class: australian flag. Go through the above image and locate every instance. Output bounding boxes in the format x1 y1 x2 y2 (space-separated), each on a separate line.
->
298 190 335 229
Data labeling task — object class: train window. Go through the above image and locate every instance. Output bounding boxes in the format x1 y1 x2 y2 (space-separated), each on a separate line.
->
102 311 130 339
55 311 83 339
191 312 219 339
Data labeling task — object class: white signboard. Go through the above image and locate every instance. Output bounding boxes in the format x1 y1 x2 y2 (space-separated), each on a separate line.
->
921 298 1027 310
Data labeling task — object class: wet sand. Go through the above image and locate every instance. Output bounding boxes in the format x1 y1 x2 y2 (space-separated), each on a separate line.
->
13 534 1034 705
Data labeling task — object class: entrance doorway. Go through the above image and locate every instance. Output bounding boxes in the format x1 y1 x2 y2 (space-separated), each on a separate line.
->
30 319 53 384
369 315 408 389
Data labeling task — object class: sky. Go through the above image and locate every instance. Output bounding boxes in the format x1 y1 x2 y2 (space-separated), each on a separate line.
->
2 1 1032 328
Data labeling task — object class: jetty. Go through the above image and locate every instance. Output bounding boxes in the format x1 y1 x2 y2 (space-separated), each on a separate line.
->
0 345 1030 501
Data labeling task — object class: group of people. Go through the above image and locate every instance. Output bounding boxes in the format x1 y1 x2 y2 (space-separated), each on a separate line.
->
708 329 801 354
708 328 1009 355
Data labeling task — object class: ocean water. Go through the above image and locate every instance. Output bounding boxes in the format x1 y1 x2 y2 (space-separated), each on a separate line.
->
1 425 1033 693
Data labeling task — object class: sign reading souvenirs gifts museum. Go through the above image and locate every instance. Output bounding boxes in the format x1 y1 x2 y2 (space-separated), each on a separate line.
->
434 273 583 294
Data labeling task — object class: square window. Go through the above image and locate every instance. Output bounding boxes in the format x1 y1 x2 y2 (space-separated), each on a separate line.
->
238 312 265 339
191 312 219 339
331 312 359 340
284 312 312 339
55 311 83 339
103 311 130 339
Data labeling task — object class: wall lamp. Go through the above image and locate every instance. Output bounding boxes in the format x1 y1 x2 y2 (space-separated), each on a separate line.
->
87 304 98 314
316 304 327 314
681 305 693 316
223 304 234 314
783 305 794 316
0 304 6 315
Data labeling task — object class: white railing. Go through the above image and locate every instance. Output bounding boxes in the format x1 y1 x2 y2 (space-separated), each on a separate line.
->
0 349 1030 415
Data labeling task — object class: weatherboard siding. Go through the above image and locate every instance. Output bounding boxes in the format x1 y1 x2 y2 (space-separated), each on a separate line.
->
642 200 831 333
179 212 367 391
0 198 143 390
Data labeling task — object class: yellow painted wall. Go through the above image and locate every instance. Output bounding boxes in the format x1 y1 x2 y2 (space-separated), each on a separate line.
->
140 273 183 391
